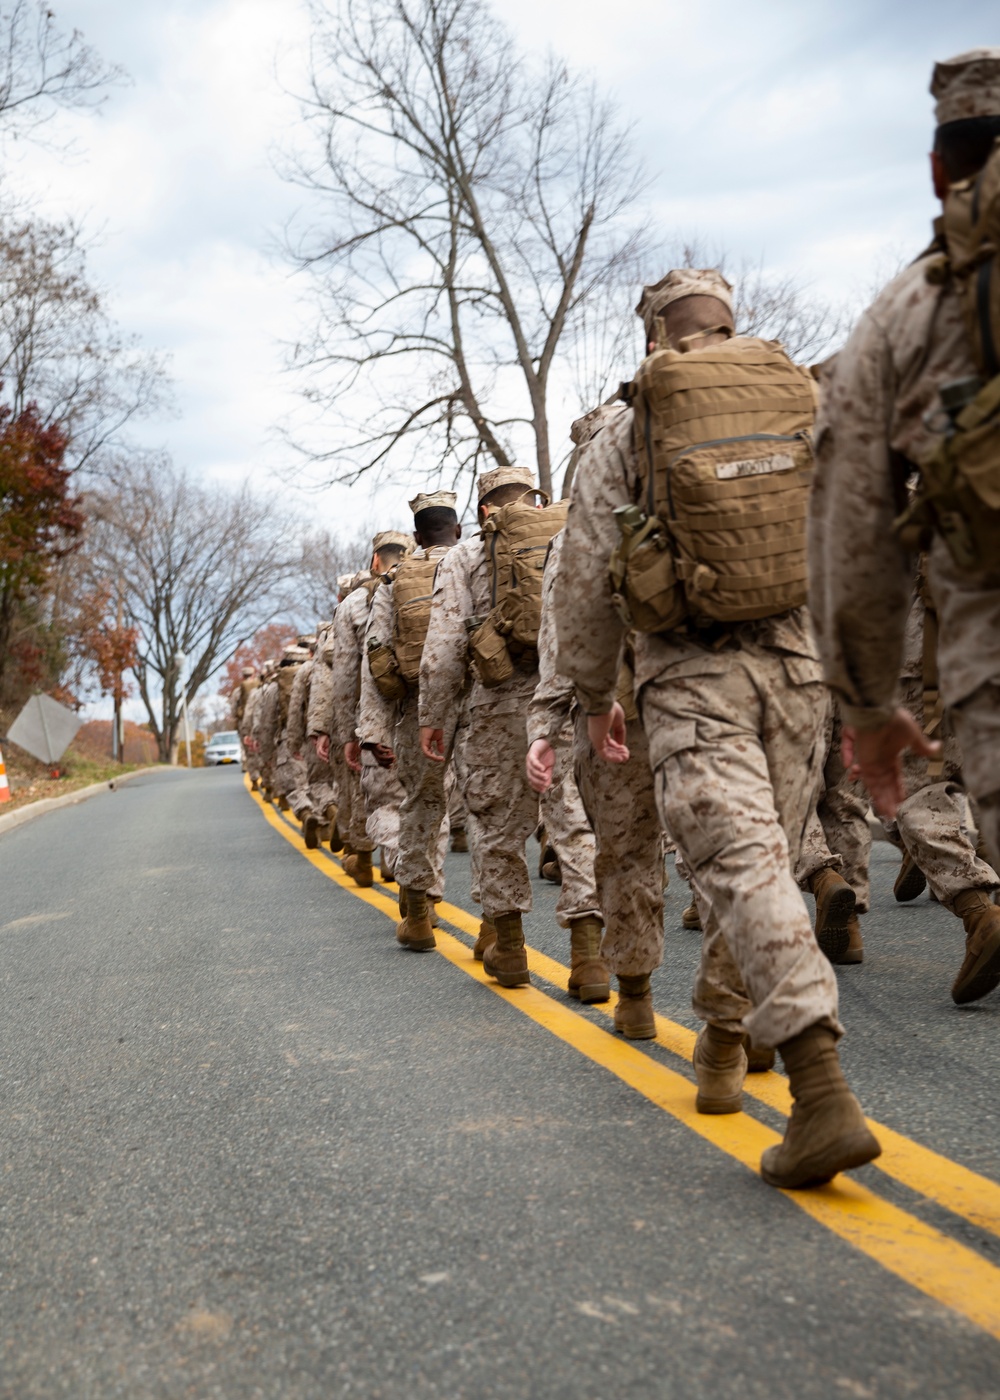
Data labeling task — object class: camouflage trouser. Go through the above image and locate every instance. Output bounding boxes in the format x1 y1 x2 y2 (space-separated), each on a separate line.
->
539 722 600 928
882 674 999 911
951 679 1000 877
305 745 337 824
241 734 261 783
797 703 872 909
361 760 403 873
643 648 842 1050
462 702 539 921
275 737 309 815
573 709 664 977
448 779 468 836
394 699 452 900
451 717 481 906
333 746 373 853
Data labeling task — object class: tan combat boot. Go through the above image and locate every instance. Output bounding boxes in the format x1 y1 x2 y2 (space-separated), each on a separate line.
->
278 795 290 812
839 913 864 965
450 826 469 853
250 776 259 792
761 1025 881 1189
894 850 927 903
613 974 656 1040
473 920 496 961
809 867 857 963
396 888 436 951
330 824 344 853
483 912 530 987
681 903 701 931
952 890 1000 1005
380 851 395 884
343 849 374 888
693 1024 748 1114
303 814 320 850
743 1036 776 1073
567 916 610 1004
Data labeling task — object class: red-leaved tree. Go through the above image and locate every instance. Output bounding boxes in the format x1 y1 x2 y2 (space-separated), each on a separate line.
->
0 401 82 699
219 622 299 699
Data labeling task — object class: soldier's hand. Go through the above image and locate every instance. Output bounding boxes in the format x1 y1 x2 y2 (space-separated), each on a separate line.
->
314 734 330 763
844 707 940 820
526 739 556 793
370 743 396 769
344 740 362 773
588 703 630 765
421 727 446 762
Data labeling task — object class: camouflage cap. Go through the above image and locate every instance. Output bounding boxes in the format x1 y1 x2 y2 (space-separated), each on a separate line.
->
241 665 254 677
635 268 734 336
409 489 458 514
477 464 535 502
371 530 413 553
336 572 355 594
570 401 627 447
933 49 1000 125
280 644 310 664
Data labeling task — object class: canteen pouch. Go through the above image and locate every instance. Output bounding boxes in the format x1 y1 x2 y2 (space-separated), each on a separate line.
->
609 506 686 633
366 638 407 701
467 614 515 688
903 372 1000 572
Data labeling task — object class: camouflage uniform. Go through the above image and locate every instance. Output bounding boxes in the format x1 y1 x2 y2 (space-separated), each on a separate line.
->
360 547 454 900
554 406 841 1050
285 658 318 821
238 679 263 787
304 632 338 825
809 228 1000 876
529 531 663 965
251 677 280 796
420 535 539 921
883 591 998 906
330 582 381 855
797 703 872 910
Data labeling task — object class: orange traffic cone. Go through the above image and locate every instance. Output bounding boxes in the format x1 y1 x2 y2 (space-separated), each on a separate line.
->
0 746 10 803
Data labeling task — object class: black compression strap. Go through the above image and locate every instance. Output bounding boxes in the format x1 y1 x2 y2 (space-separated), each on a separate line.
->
977 259 999 378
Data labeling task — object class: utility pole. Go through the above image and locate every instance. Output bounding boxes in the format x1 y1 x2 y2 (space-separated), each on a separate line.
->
174 650 192 769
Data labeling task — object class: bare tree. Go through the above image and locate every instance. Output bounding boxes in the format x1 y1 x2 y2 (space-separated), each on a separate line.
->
671 239 848 363
85 459 301 763
0 0 124 139
285 0 652 498
0 216 170 477
297 523 380 621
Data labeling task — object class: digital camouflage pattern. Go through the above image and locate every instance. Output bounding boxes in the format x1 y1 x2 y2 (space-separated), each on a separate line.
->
555 407 841 1049
809 245 1000 872
421 536 539 919
362 548 455 897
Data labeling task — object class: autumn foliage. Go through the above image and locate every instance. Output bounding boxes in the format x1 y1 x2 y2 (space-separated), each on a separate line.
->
0 401 83 698
219 623 299 696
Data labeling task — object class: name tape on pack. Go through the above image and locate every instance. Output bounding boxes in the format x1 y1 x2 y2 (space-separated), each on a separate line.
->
716 452 795 481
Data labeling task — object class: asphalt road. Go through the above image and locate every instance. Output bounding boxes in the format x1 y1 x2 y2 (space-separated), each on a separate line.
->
1 765 999 1399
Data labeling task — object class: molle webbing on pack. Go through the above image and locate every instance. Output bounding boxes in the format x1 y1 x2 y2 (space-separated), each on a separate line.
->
621 337 816 628
391 554 440 685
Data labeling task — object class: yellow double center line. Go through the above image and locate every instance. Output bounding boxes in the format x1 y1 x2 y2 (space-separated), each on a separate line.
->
248 779 1000 1340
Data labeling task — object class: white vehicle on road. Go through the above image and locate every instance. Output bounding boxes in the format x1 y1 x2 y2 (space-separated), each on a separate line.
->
204 730 242 766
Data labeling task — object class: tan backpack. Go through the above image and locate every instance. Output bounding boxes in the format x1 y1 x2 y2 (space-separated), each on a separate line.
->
468 493 569 686
391 553 441 684
610 336 816 632
895 139 1000 572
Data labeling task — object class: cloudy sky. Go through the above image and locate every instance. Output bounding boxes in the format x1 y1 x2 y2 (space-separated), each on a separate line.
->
7 0 997 529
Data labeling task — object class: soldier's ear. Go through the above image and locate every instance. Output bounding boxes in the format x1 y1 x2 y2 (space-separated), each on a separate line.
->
930 149 949 201
455 523 462 540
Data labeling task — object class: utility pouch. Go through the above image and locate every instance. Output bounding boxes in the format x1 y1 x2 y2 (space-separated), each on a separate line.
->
897 373 1000 572
609 504 686 633
466 614 515 688
366 638 407 701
